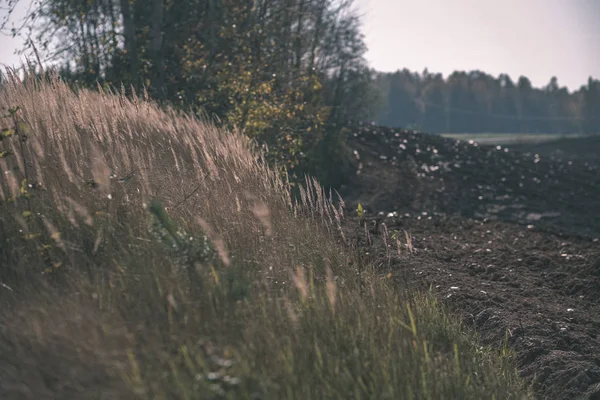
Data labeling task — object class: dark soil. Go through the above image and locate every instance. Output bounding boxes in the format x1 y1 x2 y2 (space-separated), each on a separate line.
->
340 124 600 400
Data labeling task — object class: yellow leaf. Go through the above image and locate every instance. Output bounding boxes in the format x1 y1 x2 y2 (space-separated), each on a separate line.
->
357 203 364 218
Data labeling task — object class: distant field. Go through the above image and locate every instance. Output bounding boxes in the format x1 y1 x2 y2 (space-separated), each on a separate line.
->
440 132 590 145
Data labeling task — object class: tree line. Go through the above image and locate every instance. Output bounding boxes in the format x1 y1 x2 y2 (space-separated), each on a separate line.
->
2 0 379 186
374 69 600 134
1 0 598 186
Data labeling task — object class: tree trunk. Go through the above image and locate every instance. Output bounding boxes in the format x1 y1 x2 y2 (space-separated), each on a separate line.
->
119 0 138 86
148 0 165 98
293 0 306 75
308 0 326 76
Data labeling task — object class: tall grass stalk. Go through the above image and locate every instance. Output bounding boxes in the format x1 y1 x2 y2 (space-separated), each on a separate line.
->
0 70 529 399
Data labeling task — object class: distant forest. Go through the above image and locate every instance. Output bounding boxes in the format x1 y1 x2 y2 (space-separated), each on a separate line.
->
373 69 600 134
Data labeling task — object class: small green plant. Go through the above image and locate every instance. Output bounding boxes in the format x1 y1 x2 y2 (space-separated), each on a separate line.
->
0 104 65 278
148 199 213 266
356 202 364 219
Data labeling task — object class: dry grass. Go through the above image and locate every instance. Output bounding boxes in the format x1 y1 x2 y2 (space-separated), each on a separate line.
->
0 71 530 399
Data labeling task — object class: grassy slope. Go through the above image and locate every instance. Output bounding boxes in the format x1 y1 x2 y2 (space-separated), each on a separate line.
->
0 73 529 399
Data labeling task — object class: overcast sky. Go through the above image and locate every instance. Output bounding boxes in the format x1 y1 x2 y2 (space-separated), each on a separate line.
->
1 0 599 91
356 0 599 91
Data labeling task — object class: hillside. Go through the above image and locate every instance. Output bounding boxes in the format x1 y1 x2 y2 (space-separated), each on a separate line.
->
341 123 600 399
0 75 530 399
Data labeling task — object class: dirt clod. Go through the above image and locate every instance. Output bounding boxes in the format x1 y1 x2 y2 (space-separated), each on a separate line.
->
341 124 600 400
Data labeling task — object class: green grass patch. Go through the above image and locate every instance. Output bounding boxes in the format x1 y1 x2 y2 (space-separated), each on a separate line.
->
440 132 590 146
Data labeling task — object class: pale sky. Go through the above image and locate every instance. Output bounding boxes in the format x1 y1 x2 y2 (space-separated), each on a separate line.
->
1 0 599 91
356 0 599 91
